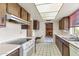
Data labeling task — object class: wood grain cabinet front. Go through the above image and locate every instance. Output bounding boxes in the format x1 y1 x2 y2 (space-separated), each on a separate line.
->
55 35 70 56
59 19 64 30
7 3 20 18
62 39 70 56
21 8 27 20
0 3 6 27
55 35 62 54
59 17 70 30
33 20 39 30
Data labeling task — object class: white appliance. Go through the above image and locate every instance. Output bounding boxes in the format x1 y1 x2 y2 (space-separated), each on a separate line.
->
6 37 35 56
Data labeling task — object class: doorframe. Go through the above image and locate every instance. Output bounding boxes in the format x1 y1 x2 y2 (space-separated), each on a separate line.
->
45 23 53 37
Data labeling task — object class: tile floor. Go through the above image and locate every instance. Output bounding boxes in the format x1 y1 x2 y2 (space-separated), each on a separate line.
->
31 43 61 56
44 37 53 43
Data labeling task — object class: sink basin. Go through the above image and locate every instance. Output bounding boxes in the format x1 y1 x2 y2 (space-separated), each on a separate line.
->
62 37 79 41
69 39 79 41
68 37 79 41
6 38 31 45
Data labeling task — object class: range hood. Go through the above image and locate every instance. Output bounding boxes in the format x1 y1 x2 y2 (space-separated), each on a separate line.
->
6 14 30 25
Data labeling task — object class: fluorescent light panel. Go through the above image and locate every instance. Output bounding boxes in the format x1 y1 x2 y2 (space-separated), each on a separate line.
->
35 3 63 20
41 12 58 17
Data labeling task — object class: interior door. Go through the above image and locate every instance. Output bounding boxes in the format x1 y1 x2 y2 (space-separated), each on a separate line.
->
45 23 53 37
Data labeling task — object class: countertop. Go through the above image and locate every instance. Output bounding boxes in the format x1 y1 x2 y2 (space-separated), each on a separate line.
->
55 31 79 49
0 44 20 56
0 37 32 44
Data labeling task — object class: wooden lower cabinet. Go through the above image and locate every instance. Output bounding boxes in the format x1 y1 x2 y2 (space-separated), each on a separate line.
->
62 43 70 56
55 35 62 54
7 48 20 56
55 35 70 56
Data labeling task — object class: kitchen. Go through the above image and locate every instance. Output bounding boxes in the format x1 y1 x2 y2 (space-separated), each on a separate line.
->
1 3 79 56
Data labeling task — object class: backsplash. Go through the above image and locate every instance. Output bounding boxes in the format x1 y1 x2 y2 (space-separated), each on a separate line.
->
58 30 70 35
0 21 27 43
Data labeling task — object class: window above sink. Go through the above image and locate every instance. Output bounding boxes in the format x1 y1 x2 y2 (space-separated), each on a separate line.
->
70 27 79 36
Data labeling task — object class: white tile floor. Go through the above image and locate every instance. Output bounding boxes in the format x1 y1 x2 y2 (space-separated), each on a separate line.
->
31 43 61 56
44 37 53 43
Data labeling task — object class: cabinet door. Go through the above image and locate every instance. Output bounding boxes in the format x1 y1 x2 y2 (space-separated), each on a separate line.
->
62 43 70 56
33 20 39 30
55 35 59 47
21 8 27 20
0 3 6 27
64 17 70 30
59 17 70 30
59 19 64 29
7 3 20 18
58 40 62 54
55 35 62 54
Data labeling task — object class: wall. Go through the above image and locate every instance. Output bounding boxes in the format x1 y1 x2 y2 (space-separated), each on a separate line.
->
0 21 27 43
34 20 59 43
33 21 45 42
53 21 59 42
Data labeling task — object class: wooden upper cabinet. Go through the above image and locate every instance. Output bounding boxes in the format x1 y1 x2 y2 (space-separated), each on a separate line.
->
64 17 70 30
0 4 6 27
7 3 20 18
59 17 70 30
27 13 30 21
21 8 27 20
0 4 6 16
33 20 39 30
59 19 64 30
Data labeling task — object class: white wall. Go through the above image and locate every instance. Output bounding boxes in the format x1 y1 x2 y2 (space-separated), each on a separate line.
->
53 21 59 42
0 21 27 43
33 21 45 42
34 20 59 42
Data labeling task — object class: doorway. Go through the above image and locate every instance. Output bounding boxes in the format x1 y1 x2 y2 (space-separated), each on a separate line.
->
45 23 53 43
45 23 53 37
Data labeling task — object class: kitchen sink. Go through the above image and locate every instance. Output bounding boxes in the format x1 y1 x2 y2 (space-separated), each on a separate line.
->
62 36 79 41
69 39 79 41
67 37 79 41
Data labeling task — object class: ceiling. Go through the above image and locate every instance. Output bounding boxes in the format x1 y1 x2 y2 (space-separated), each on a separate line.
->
19 3 79 21
55 3 79 21
35 3 63 20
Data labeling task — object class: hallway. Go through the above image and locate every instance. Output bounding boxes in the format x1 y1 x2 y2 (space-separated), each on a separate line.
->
32 43 61 56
